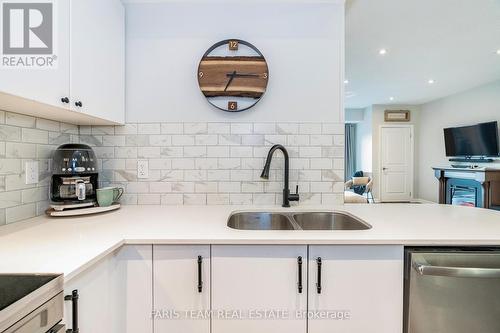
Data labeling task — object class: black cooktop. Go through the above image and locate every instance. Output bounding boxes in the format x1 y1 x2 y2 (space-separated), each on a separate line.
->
0 274 59 311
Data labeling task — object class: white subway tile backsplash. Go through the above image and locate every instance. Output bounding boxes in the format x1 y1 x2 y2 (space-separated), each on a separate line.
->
0 116 344 224
207 123 230 134
299 123 322 135
184 123 207 134
6 142 36 158
253 123 276 134
161 123 183 134
184 194 206 205
161 194 183 205
6 203 36 224
172 135 195 146
0 125 21 141
138 123 161 135
36 119 60 132
22 128 49 144
138 194 161 205
6 113 35 128
207 193 230 205
115 124 138 135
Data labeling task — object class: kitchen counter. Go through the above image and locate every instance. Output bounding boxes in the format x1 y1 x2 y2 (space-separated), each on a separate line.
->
1 204 500 281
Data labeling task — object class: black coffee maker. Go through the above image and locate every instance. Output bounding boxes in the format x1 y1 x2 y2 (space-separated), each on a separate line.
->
50 144 99 211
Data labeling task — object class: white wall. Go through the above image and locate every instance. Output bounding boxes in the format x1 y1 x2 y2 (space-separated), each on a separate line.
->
355 106 372 173
345 108 364 123
125 1 345 122
371 104 420 200
417 80 500 202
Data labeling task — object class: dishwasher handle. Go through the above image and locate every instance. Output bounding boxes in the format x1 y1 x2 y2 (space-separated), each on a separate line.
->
413 259 500 279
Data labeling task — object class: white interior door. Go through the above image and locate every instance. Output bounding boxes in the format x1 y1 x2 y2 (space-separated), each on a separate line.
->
380 126 413 202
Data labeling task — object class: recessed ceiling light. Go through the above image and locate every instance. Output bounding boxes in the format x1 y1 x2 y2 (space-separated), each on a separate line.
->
389 96 394 101
428 79 435 84
496 49 500 55
344 79 349 84
379 49 387 55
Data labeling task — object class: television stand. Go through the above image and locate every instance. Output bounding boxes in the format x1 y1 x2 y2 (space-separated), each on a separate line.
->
449 157 494 163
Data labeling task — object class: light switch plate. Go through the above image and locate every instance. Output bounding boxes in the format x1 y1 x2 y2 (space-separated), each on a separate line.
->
25 160 39 184
137 160 149 179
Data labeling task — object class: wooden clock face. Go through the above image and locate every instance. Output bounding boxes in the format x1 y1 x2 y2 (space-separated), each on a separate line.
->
197 39 269 112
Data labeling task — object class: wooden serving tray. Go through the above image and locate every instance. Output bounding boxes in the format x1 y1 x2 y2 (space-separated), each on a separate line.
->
46 204 120 217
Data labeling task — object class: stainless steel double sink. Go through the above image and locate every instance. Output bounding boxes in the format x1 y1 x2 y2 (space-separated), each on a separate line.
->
227 211 371 231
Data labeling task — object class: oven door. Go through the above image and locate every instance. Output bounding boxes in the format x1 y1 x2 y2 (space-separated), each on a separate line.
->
47 324 64 333
405 250 500 333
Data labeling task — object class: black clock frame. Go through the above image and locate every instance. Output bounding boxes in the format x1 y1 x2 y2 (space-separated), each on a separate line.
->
197 39 269 113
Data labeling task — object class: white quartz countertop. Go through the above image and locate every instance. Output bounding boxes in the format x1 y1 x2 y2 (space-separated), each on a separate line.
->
1 204 500 281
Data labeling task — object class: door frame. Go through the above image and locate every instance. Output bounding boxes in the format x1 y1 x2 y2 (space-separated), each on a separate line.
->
378 124 415 202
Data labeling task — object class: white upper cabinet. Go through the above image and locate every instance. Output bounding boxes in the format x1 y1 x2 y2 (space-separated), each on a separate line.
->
0 0 70 109
0 0 124 125
70 0 125 124
153 245 210 333
308 245 404 333
211 245 308 333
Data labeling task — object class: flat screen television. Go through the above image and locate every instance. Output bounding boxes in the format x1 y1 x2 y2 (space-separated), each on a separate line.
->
444 121 499 157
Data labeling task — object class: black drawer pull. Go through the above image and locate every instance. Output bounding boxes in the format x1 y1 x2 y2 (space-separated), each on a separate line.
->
61 97 69 104
297 256 303 293
64 289 79 333
198 255 203 293
316 257 322 294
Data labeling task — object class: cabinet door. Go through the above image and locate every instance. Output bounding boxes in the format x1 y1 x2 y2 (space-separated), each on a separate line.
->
308 245 403 333
64 245 153 333
212 245 307 333
0 0 70 108
70 0 125 123
153 245 210 333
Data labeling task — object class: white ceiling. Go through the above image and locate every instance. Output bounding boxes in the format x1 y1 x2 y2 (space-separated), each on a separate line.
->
345 0 500 108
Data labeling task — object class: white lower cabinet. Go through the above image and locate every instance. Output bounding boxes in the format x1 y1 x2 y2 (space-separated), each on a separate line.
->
63 245 153 333
308 245 404 333
64 244 403 333
153 245 211 333
211 245 308 333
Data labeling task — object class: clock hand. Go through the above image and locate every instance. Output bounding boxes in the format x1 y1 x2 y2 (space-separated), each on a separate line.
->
226 72 260 78
224 71 236 92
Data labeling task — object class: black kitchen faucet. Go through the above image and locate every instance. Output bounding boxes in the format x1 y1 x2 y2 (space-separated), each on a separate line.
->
260 144 300 207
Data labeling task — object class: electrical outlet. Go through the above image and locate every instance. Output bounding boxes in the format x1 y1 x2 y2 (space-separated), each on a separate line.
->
137 160 149 179
25 160 39 185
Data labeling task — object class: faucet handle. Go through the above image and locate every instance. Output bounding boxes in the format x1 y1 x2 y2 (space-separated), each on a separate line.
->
289 185 300 202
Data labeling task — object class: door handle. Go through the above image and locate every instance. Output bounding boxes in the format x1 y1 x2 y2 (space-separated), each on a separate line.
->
64 290 79 333
297 256 303 294
382 167 388 171
316 257 322 294
413 258 500 278
197 256 203 293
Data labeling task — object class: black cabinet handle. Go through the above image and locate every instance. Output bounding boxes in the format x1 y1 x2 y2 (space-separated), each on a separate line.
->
75 101 83 107
297 256 303 293
316 257 322 294
64 289 79 333
197 255 203 293
61 97 69 104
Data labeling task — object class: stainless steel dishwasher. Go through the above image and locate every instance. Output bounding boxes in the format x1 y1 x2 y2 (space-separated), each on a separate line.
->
404 248 500 333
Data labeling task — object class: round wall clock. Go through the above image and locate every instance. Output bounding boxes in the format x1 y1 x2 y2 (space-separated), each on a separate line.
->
197 39 269 112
